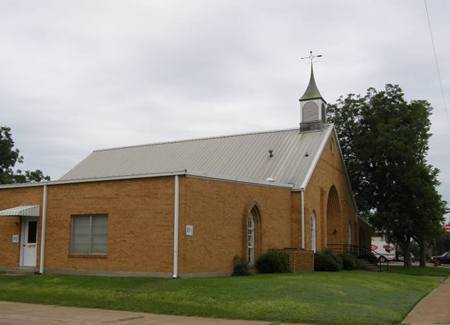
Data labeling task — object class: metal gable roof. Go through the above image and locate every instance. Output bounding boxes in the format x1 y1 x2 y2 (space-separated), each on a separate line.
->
61 125 333 189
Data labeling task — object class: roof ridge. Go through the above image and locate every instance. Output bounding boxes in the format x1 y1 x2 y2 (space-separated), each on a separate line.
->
94 127 300 152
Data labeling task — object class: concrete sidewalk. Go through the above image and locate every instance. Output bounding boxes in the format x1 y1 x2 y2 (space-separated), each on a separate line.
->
403 278 450 325
0 301 307 325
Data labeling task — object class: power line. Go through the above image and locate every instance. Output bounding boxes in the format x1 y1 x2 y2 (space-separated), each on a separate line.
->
423 0 450 123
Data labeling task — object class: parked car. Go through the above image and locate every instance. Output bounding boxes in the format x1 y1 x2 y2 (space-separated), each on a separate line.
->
371 236 396 262
432 252 450 265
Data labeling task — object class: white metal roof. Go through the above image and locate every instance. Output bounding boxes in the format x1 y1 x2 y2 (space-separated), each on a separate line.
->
61 125 333 189
0 205 39 217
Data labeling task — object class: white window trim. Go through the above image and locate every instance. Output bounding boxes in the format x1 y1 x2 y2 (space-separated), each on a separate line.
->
247 215 255 264
70 214 108 256
311 212 317 253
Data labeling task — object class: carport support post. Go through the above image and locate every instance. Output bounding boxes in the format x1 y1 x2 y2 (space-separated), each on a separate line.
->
39 184 48 274
172 175 180 278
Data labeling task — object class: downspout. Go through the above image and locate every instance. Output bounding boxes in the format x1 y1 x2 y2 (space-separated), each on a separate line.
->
172 175 180 278
39 184 48 274
300 189 305 249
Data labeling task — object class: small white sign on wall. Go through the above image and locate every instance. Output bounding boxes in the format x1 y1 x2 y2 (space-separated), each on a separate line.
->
11 234 19 244
185 225 194 237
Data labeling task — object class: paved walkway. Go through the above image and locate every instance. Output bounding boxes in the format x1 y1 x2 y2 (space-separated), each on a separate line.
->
0 301 306 325
403 278 450 325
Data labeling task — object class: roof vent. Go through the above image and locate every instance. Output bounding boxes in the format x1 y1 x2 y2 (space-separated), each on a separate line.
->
268 150 274 158
266 177 275 182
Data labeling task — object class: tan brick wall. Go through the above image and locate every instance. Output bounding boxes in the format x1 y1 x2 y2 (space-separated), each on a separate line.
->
0 216 23 268
0 186 42 269
290 191 301 248
178 177 293 275
1 176 295 276
44 177 175 274
0 177 175 274
283 249 314 272
302 132 358 252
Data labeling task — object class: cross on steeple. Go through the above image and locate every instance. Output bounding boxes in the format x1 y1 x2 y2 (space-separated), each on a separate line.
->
300 50 323 65
298 51 327 132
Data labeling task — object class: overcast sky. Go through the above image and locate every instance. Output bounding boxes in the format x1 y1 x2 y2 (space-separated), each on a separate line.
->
1 1 449 219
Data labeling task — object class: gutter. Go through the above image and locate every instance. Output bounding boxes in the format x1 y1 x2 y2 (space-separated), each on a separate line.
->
0 170 293 191
0 171 188 189
39 185 48 274
172 175 180 279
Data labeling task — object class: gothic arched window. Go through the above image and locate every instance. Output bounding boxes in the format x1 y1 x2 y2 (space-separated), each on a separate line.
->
246 206 261 265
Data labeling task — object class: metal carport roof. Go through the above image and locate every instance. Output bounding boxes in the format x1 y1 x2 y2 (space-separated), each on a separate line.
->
0 205 39 217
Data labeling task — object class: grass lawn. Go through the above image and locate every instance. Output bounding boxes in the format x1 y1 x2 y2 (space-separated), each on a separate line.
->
388 265 450 277
0 271 441 325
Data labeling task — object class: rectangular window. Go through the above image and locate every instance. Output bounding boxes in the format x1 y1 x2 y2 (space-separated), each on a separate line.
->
71 215 108 255
27 221 37 244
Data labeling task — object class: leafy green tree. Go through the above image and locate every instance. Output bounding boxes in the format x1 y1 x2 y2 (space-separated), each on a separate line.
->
0 127 22 183
409 164 447 266
328 84 447 267
13 169 50 183
0 126 50 184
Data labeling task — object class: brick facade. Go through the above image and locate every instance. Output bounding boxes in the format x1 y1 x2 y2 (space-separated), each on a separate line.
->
0 187 43 269
179 176 292 276
0 131 359 276
302 132 358 252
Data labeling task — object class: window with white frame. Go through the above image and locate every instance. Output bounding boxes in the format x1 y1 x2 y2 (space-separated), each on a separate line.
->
311 212 317 253
71 215 108 255
247 214 255 264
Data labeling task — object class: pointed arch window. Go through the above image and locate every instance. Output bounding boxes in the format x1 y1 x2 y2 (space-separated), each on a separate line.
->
247 214 255 264
245 206 261 265
311 211 317 253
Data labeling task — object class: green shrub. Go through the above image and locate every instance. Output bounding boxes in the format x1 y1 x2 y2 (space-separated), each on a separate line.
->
324 249 343 269
232 256 251 276
341 253 358 270
314 253 340 271
255 250 289 273
314 249 343 271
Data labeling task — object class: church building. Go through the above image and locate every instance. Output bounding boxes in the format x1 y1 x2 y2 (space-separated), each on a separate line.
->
0 65 369 277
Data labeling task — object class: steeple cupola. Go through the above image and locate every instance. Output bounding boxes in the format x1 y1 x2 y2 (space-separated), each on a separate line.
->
299 52 327 132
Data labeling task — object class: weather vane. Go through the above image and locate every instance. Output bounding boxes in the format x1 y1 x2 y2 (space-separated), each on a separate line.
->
300 50 322 65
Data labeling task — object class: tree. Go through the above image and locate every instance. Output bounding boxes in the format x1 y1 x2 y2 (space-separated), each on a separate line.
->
0 127 22 184
0 126 50 184
409 164 447 266
13 169 51 183
328 84 447 267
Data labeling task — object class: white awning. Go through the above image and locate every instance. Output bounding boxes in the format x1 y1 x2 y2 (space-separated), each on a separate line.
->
0 205 39 217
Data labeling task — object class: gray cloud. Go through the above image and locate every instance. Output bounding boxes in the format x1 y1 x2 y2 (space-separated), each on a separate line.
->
1 0 449 220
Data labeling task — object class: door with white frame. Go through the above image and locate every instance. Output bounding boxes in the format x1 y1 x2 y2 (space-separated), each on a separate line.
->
310 212 317 253
21 217 38 267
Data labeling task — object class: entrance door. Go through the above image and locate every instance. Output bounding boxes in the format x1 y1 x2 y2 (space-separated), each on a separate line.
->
21 218 38 267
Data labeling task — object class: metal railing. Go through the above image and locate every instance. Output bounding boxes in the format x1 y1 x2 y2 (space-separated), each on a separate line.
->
327 244 362 256
327 243 391 271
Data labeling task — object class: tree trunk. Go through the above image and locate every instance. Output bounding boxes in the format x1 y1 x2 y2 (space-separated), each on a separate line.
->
419 241 427 267
402 242 412 268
